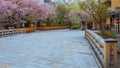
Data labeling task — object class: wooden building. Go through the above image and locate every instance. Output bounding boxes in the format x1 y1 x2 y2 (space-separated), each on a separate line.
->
105 0 120 33
111 0 120 9
44 0 51 3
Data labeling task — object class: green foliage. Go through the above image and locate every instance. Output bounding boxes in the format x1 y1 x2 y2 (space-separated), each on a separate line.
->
69 4 77 10
25 20 32 27
96 31 116 38
78 0 110 31
56 4 68 15
71 25 80 30
56 4 68 25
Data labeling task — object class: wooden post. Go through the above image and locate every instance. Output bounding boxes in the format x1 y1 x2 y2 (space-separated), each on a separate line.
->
104 39 118 68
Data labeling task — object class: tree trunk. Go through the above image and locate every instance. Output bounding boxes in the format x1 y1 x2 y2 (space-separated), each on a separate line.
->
98 22 104 33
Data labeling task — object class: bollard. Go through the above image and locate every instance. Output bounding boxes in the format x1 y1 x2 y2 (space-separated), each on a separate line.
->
104 38 118 68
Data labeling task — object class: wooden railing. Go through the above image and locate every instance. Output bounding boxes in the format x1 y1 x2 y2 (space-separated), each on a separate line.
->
0 29 26 38
0 26 67 38
37 26 68 30
85 30 118 68
25 28 35 32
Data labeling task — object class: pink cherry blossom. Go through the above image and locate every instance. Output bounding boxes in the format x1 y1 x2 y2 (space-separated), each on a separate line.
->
0 0 49 23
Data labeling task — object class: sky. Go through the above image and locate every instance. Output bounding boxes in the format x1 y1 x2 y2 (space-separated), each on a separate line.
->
39 0 44 4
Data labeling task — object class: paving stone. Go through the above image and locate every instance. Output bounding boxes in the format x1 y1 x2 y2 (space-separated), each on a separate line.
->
0 29 98 68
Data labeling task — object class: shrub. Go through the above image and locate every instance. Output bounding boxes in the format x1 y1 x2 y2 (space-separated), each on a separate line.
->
71 26 80 30
96 31 116 38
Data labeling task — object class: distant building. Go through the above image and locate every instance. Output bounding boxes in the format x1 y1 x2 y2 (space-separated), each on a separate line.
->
44 0 51 3
105 0 120 33
111 0 120 9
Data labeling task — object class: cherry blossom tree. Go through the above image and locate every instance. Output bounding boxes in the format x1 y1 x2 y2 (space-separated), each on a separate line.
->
0 0 18 23
44 4 56 26
78 0 109 31
0 0 49 25
68 8 81 24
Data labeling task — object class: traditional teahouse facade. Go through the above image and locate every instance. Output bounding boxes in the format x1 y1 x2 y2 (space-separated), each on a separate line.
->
105 0 120 33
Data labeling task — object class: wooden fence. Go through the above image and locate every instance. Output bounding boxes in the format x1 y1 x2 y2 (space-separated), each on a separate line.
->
0 29 26 38
37 26 68 30
0 26 67 38
25 28 36 32
85 30 118 68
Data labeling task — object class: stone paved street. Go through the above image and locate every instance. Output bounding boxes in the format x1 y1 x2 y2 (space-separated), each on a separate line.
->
0 29 98 68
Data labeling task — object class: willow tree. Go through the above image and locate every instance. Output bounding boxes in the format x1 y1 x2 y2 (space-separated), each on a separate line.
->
78 0 109 31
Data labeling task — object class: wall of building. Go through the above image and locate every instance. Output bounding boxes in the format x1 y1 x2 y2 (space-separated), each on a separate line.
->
111 0 120 8
106 17 110 24
44 0 51 3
